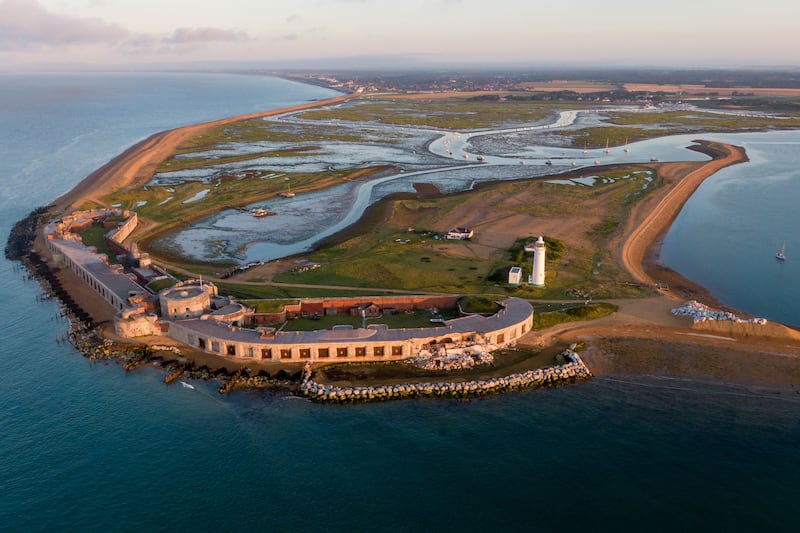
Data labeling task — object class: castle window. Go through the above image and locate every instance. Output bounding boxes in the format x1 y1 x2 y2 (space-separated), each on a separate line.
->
373 346 384 356
355 346 366 357
299 348 311 359
261 348 272 359
318 348 330 358
226 345 236 356
337 347 348 358
280 349 292 359
391 345 403 356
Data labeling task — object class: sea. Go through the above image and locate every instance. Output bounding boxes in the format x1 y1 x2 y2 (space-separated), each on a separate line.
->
1 72 799 532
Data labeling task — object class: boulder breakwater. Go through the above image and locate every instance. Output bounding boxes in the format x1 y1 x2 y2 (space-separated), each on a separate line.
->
671 300 767 325
299 345 592 403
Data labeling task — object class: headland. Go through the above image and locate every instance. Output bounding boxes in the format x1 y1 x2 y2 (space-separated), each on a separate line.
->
16 89 800 398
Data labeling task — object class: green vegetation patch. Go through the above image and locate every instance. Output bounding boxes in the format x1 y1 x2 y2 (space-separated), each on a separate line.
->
156 146 320 173
170 118 382 156
458 295 501 314
297 97 576 130
146 277 177 292
240 299 299 313
609 109 800 129
78 225 114 258
532 302 617 330
282 308 459 332
277 230 496 293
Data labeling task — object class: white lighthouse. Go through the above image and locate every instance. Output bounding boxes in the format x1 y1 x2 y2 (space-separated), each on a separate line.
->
530 236 546 287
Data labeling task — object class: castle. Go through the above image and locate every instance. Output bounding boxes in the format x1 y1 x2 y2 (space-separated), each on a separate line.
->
45 210 534 364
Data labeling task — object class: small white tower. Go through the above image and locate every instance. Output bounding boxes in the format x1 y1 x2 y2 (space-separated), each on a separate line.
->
530 236 546 287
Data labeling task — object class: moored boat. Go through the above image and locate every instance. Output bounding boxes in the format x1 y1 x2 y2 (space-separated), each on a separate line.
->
252 208 275 218
776 241 786 261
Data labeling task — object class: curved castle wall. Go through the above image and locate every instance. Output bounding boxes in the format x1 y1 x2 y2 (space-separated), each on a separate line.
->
165 297 534 364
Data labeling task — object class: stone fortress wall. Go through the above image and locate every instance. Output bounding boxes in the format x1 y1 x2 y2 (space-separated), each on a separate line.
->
165 296 533 364
44 209 535 366
45 208 148 314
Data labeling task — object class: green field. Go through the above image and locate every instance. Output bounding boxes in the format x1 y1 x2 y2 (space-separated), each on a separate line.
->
297 97 582 130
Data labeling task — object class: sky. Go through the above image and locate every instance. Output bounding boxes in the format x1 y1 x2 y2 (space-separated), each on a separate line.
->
1 0 798 71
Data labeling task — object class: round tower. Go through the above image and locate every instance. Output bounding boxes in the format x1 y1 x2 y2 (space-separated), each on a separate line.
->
531 236 546 287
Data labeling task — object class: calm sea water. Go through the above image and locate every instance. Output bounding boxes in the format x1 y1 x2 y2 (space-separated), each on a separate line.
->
661 131 800 326
1 73 799 531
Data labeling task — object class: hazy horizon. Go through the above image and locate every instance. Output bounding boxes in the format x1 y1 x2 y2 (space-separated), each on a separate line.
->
1 0 798 73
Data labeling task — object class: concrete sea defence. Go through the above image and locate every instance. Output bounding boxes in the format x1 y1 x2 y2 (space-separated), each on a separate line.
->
299 345 592 403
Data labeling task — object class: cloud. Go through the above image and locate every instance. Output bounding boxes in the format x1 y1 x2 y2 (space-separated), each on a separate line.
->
283 34 300 41
286 14 302 24
163 27 251 45
0 0 128 49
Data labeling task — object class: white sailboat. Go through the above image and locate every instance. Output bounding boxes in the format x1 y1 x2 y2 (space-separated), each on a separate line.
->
623 137 629 153
776 241 786 261
604 138 611 154
279 178 295 198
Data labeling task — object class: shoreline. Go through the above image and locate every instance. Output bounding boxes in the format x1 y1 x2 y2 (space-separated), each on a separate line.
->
620 140 748 291
50 91 353 213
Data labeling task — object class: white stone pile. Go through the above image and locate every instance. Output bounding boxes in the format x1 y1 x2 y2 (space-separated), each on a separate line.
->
299 347 592 403
410 344 495 371
671 300 767 325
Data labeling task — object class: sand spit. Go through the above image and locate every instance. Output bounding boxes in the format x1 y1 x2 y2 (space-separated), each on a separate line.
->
52 92 354 212
621 140 748 287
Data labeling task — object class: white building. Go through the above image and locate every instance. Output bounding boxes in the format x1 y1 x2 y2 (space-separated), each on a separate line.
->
508 266 522 285
445 227 473 240
530 236 546 287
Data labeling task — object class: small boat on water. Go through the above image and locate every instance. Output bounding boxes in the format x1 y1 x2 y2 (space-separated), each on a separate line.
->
604 138 611 154
279 178 295 198
650 156 660 162
776 241 786 261
544 160 553 166
252 208 275 218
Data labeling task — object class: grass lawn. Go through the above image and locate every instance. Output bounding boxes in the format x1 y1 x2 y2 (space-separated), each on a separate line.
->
78 225 115 257
281 308 458 332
